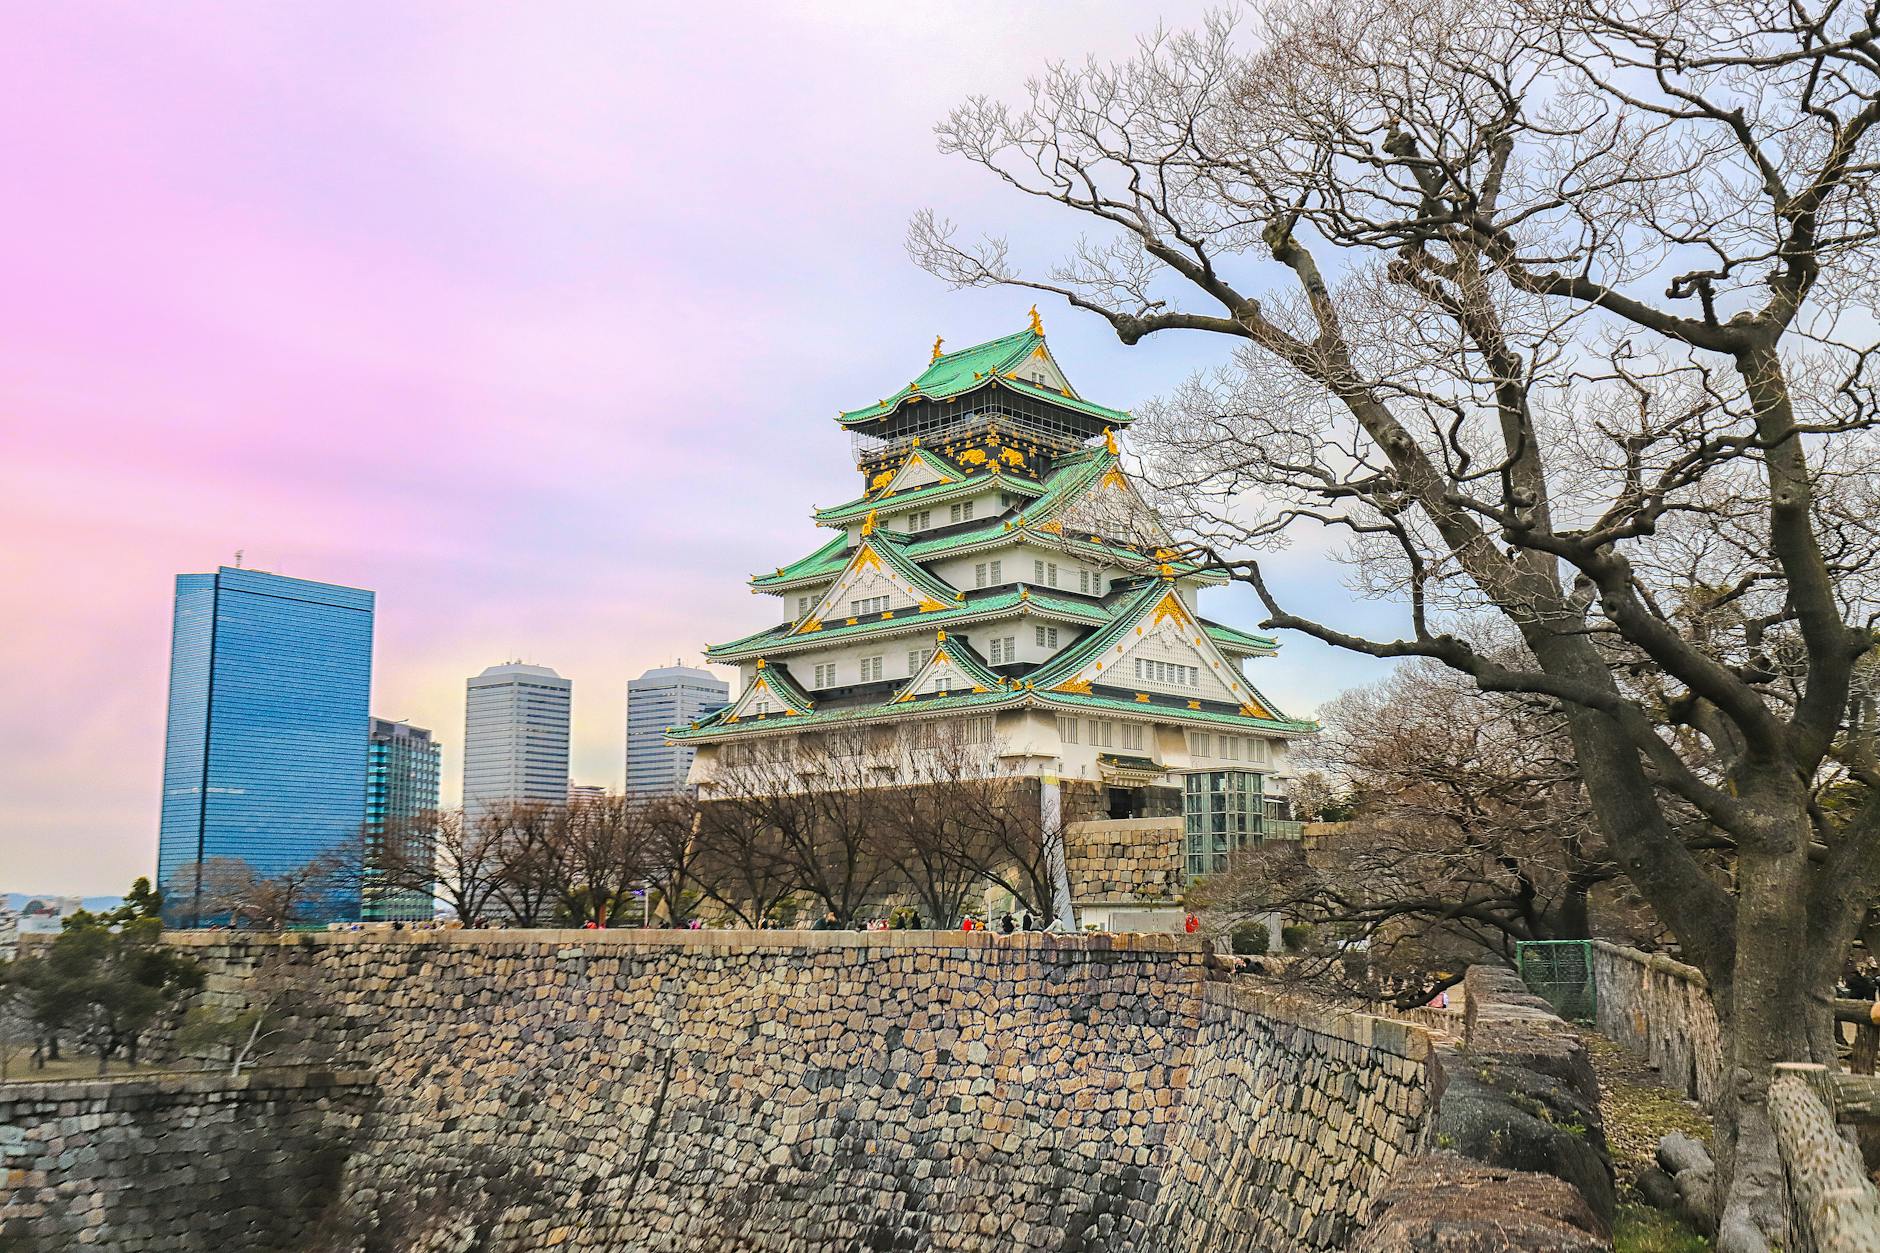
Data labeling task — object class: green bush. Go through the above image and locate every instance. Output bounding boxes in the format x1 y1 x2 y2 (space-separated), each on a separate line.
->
1280 923 1315 953
1230 922 1271 955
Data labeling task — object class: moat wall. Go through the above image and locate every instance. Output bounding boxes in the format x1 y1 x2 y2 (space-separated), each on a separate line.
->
1592 940 1723 1108
195 931 1438 1251
0 1067 372 1252
1 932 1609 1252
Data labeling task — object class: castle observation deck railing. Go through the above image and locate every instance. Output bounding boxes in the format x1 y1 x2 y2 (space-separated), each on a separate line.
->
850 396 1107 470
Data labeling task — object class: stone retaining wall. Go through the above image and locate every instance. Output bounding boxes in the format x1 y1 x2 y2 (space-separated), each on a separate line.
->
1063 817 1183 905
1353 966 1616 1251
2 932 1617 1251
0 1067 371 1252
174 930 1220 1252
1145 981 1435 1250
1592 941 1723 1108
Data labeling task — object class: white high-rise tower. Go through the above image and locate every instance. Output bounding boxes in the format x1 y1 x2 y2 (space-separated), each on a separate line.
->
462 662 571 826
626 665 729 798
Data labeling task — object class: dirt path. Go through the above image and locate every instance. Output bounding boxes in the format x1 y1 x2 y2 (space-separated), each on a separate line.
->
1577 1028 1715 1253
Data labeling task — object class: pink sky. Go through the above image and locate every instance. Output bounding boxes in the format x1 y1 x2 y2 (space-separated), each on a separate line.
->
0 3 1391 894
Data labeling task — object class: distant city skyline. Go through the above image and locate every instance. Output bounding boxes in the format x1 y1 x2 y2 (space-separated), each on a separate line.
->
0 2 1399 893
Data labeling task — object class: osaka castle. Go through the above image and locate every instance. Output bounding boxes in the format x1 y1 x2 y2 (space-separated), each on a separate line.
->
674 313 1315 924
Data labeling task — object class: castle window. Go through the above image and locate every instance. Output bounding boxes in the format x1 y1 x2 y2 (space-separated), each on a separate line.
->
973 559 1003 589
949 501 975 524
907 510 931 531
1034 626 1059 649
988 636 1016 665
964 716 995 746
851 595 891 616
907 648 929 675
814 663 838 687
798 595 814 619
1058 717 1080 745
1136 658 1199 687
860 655 883 682
1121 723 1144 751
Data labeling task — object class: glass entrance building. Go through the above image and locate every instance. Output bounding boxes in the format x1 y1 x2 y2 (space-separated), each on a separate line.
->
156 567 374 927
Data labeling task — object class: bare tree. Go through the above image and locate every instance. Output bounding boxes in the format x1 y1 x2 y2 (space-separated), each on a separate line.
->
480 801 561 927
693 740 815 925
167 852 354 931
706 729 894 924
640 793 704 926
175 957 328 1077
1197 661 1667 1002
912 2 1880 1239
536 793 652 927
906 722 1082 918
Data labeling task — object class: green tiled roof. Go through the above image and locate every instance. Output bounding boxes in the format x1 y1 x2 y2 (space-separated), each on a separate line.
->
864 532 962 607
752 532 850 590
751 662 815 713
672 685 1024 741
752 442 1221 593
706 586 1111 661
1026 581 1172 690
889 633 1007 703
1036 687 1315 734
814 466 1044 527
1201 620 1279 655
1024 580 1298 723
669 679 1313 742
836 327 1132 428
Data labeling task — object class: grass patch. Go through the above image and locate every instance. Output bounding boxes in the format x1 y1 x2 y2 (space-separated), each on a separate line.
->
1613 1202 1711 1253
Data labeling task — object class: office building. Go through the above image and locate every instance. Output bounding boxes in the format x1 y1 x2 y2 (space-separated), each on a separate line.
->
156 566 374 927
364 718 441 921
462 663 571 826
626 665 729 797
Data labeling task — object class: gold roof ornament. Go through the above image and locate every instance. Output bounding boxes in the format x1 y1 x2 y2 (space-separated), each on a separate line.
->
932 335 944 361
1104 428 1118 456
1029 304 1043 335
861 508 878 536
755 658 766 669
936 629 947 642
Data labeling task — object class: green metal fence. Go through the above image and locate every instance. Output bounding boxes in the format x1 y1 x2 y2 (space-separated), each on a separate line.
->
1515 939 1597 1022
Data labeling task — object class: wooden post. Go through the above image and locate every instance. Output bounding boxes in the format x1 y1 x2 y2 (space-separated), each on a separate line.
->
1855 1023 1879 1077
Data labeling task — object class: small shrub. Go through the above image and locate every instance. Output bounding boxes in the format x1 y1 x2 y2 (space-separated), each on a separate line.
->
1230 922 1271 955
1280 923 1315 953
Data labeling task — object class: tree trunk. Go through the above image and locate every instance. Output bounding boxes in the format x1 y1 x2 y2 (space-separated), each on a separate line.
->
1712 832 1820 1252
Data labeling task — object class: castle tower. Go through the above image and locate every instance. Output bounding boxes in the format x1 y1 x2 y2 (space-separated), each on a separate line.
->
671 318 1315 925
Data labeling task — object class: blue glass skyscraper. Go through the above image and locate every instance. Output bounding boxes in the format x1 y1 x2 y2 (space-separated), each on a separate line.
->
156 567 374 927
